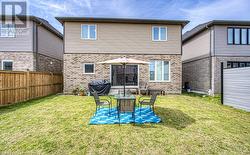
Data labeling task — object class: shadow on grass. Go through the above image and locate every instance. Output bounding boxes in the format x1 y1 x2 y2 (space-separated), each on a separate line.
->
135 106 195 130
155 106 195 130
0 95 58 115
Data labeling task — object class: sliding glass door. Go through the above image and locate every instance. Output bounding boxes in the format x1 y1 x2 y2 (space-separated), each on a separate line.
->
111 65 138 86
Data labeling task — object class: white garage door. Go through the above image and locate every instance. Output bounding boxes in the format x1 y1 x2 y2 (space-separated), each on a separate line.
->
223 67 250 112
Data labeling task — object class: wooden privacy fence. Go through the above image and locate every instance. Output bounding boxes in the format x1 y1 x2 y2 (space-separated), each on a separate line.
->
0 71 63 106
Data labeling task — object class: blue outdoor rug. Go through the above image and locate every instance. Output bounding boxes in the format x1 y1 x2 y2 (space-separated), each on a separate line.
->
89 107 161 125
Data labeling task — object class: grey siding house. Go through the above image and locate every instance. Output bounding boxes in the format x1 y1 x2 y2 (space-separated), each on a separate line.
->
182 20 250 95
0 15 63 72
56 17 188 94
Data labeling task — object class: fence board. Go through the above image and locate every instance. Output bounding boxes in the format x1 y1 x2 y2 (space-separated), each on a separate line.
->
223 67 250 112
0 71 63 106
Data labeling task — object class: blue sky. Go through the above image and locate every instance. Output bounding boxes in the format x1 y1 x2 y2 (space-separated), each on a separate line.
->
2 0 250 33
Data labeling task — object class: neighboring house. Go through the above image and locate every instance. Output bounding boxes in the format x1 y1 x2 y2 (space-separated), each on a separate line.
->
0 15 63 72
56 17 188 94
182 20 250 95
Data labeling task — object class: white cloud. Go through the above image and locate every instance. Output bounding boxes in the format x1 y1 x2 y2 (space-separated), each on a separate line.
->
182 0 250 32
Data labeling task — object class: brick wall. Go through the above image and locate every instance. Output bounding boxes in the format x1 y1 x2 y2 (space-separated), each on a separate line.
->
0 52 62 72
63 54 182 94
0 52 35 71
36 53 62 73
182 57 211 93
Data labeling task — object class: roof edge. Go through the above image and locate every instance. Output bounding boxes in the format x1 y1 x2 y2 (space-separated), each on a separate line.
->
0 15 63 39
183 20 250 43
55 16 189 27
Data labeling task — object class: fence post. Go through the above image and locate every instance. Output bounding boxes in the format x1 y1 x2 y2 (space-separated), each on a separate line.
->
26 71 30 100
51 72 54 93
221 62 224 104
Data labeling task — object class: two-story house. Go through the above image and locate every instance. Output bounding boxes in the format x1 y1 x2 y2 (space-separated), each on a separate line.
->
0 15 63 72
182 20 250 95
56 17 188 94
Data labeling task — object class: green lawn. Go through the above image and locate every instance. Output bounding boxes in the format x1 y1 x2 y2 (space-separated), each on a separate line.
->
0 94 250 154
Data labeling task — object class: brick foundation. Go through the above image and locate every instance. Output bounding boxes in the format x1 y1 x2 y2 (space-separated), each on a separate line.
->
36 53 62 73
0 52 62 72
63 53 182 94
183 57 211 93
0 52 35 71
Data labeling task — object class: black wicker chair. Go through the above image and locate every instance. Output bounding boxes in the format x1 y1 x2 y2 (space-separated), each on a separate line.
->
92 91 112 115
138 93 157 114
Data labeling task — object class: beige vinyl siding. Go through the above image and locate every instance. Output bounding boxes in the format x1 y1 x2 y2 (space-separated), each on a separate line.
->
0 21 33 52
37 26 63 60
182 29 211 61
65 22 181 54
214 25 250 56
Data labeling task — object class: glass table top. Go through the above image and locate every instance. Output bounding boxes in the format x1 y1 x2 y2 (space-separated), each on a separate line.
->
114 94 136 99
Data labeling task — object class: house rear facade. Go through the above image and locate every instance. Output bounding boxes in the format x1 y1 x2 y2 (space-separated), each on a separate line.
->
56 17 188 94
182 20 250 95
0 15 63 72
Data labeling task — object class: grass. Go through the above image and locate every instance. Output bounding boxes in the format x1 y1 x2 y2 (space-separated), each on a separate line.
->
0 94 250 154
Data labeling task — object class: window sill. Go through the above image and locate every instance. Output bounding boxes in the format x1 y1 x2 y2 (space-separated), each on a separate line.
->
149 80 171 83
83 73 95 75
80 38 96 40
152 40 167 42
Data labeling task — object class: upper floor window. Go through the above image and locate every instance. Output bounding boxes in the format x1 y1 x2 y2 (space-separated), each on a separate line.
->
0 24 15 37
241 29 247 44
81 24 96 40
227 27 250 45
149 60 170 82
152 26 167 41
248 29 250 44
1 60 13 70
227 28 233 44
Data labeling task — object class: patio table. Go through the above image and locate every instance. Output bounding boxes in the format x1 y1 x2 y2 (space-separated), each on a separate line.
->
114 94 136 124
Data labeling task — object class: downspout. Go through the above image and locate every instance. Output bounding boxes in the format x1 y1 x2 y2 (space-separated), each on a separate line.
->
208 25 213 95
208 25 212 95
181 25 183 91
35 21 42 71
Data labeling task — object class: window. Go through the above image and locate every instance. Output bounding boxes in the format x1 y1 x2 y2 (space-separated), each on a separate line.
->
152 26 167 41
111 65 138 86
2 60 13 70
234 28 240 44
227 61 250 68
241 29 247 44
149 60 170 82
227 28 233 44
248 29 250 44
227 27 250 45
83 63 95 74
81 24 96 40
0 24 15 37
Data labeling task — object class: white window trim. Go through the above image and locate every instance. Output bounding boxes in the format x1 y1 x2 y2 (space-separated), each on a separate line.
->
1 60 13 70
110 64 140 88
152 26 167 41
0 24 16 38
81 24 97 40
149 60 171 82
83 63 95 74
